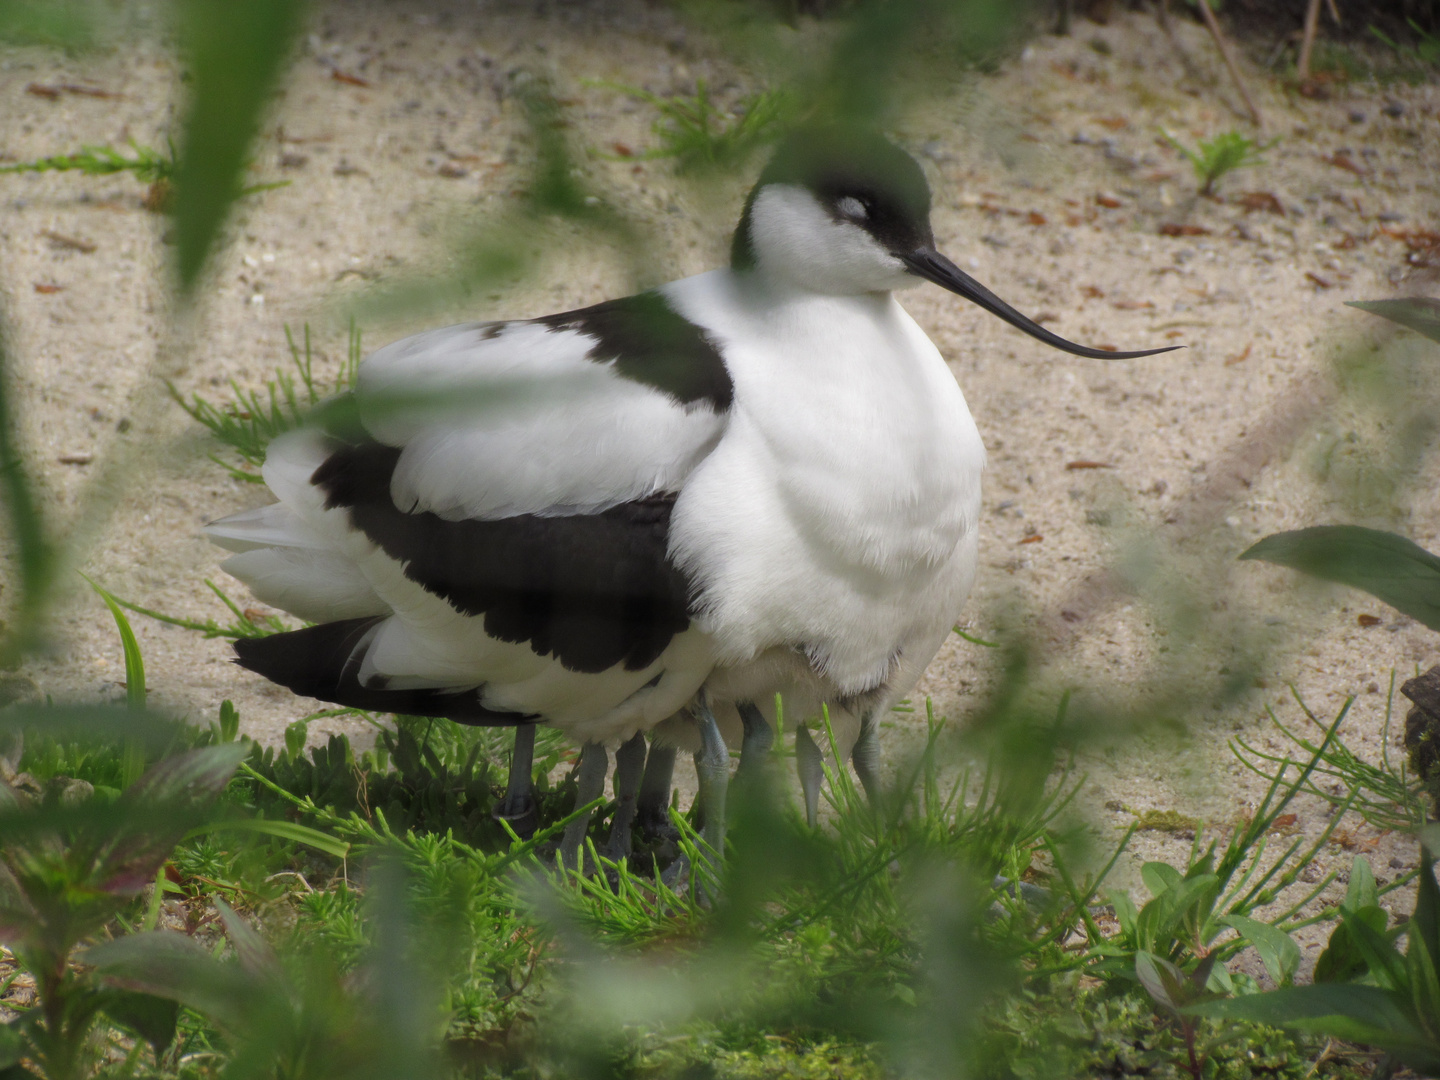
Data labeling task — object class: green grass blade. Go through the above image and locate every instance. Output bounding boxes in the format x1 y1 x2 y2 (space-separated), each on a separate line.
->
84 574 146 711
188 818 350 859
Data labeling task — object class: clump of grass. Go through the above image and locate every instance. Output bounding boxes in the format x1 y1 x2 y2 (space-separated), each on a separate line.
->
598 79 788 172
1162 129 1278 197
1233 681 1428 833
169 321 360 482
0 138 174 184
0 137 288 211
1369 18 1440 77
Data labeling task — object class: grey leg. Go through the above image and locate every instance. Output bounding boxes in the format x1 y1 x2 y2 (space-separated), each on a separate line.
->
559 742 608 871
692 693 729 862
493 723 539 839
636 741 676 835
795 724 824 828
604 732 647 861
734 701 774 785
850 711 883 810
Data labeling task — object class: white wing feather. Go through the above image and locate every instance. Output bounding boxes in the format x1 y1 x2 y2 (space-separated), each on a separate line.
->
357 320 726 519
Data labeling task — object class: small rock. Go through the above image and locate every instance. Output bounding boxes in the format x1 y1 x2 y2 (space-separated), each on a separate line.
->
57 451 92 465
1390 856 1408 869
1378 211 1405 223
437 162 467 179
1383 101 1404 118
1348 110 1366 124
279 152 308 169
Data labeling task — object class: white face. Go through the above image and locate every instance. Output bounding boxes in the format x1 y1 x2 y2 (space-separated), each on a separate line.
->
746 184 921 296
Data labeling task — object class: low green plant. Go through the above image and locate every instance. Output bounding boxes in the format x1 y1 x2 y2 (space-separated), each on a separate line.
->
599 79 788 172
1192 829 1440 1078
0 737 246 1079
87 865 446 1080
1162 129 1278 197
1058 704 1356 995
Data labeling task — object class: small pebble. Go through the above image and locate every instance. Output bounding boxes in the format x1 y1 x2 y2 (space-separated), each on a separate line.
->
1348 110 1366 123
1377 211 1405 223
1383 101 1404 118
58 452 92 465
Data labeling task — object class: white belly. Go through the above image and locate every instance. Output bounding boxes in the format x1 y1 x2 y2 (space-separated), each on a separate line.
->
666 275 985 699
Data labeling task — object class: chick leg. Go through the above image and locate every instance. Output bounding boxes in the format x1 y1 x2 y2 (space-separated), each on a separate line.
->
636 741 677 837
795 723 824 828
734 701 774 786
492 723 539 839
558 742 608 871
850 710 884 810
692 693 729 862
604 731 647 861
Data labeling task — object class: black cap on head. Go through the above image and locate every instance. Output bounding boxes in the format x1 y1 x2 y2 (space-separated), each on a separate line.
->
732 127 933 270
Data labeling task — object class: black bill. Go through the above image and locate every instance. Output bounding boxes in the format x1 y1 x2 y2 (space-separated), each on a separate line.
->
901 248 1180 360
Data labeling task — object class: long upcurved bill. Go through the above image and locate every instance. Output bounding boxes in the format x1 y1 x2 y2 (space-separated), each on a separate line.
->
901 248 1181 360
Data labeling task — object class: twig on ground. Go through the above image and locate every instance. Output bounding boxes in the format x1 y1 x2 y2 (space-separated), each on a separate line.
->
1193 0 1264 128
1297 0 1322 81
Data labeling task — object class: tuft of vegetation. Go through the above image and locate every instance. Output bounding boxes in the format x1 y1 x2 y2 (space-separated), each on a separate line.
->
0 139 173 185
599 80 789 172
0 138 289 212
1162 129 1278 197
168 322 361 482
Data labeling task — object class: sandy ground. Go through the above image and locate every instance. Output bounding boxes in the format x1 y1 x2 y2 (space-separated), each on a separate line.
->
3 2 1440 961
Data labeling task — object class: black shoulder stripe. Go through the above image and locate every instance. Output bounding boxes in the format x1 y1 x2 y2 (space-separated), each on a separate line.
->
312 442 694 675
535 291 732 412
232 619 536 725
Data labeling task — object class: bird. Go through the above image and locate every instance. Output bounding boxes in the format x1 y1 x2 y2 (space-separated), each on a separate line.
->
204 127 1174 869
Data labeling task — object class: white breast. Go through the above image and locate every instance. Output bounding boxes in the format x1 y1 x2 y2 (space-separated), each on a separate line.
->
663 270 985 697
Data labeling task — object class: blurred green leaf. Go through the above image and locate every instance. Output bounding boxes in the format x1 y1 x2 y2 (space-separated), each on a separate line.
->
172 0 305 293
0 0 96 48
1221 915 1300 986
0 311 59 665
86 930 267 1032
1240 525 1440 632
1314 904 1387 983
0 704 187 757
1345 854 1379 911
94 989 179 1057
1348 298 1440 344
1135 950 1182 1011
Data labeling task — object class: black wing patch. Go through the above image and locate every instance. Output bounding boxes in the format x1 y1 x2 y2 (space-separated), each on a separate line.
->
312 442 694 674
232 618 536 725
534 291 732 412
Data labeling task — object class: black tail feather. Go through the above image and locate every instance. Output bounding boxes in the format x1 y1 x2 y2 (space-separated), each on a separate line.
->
232 619 535 726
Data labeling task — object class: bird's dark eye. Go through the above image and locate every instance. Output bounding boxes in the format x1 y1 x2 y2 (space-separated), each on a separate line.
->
836 195 868 221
